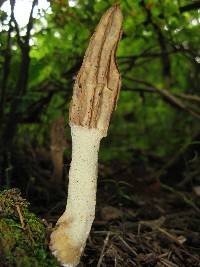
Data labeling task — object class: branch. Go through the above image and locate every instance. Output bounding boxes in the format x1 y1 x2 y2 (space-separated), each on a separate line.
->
2 0 38 147
123 77 200 120
25 0 37 46
118 50 177 62
20 91 54 123
174 92 200 103
0 2 13 119
10 0 23 50
124 85 200 104
10 0 37 50
141 0 171 89
180 1 200 13
0 0 6 7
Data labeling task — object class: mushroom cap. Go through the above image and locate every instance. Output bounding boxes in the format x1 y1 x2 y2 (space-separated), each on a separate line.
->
69 5 123 136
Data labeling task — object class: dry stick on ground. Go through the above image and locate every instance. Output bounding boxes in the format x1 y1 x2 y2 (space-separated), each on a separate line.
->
16 204 25 229
50 5 123 267
97 231 110 267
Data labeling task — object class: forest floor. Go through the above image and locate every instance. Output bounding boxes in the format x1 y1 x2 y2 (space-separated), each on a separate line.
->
83 182 200 267
1 152 200 267
44 160 200 267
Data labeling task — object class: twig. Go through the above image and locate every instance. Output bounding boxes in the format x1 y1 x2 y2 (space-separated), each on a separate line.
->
157 227 184 246
139 217 185 246
26 224 36 246
161 183 200 213
97 231 110 267
16 204 25 229
160 258 180 267
118 235 137 256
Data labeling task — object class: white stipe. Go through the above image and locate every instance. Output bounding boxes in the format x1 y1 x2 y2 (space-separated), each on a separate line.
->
50 125 104 266
65 125 103 246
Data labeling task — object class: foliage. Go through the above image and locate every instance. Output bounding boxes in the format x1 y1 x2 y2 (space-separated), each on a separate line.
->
0 0 200 164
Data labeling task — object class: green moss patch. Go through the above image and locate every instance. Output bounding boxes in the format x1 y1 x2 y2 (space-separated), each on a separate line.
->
0 189 59 267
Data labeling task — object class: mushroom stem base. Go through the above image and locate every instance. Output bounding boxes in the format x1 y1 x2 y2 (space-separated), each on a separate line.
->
50 125 103 266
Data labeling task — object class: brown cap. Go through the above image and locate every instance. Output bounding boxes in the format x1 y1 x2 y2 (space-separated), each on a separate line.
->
69 5 123 136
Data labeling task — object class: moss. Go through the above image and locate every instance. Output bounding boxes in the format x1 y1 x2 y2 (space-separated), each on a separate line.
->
0 189 60 267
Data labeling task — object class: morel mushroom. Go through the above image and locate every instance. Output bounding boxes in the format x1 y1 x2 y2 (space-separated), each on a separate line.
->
50 5 123 267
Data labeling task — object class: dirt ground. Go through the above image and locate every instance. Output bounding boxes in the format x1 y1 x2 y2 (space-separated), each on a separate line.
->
43 161 200 267
1 149 200 267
